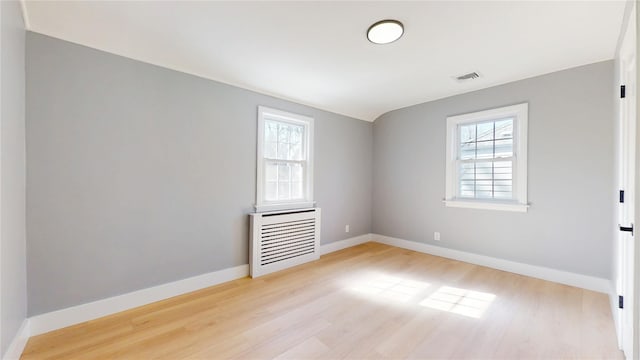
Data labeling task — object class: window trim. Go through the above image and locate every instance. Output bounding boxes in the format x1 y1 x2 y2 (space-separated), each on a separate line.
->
255 106 314 212
444 103 528 212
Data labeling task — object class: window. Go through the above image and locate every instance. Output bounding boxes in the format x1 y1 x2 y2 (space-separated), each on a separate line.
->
445 103 528 212
256 106 314 212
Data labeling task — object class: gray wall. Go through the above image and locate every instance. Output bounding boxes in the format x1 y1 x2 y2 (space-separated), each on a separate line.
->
373 61 615 278
1 0 27 356
26 32 372 316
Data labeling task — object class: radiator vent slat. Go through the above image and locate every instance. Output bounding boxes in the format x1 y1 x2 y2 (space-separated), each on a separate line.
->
262 236 316 250
260 249 316 266
262 218 315 228
262 230 315 242
261 238 316 254
262 224 315 234
261 245 315 260
262 237 315 249
261 246 316 264
250 208 321 277
262 227 316 238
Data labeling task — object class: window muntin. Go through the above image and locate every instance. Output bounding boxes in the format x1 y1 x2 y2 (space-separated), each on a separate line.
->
256 107 313 212
445 103 528 212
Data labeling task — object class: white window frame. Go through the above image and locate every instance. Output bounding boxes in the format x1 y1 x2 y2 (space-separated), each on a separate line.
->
444 103 529 212
256 106 314 212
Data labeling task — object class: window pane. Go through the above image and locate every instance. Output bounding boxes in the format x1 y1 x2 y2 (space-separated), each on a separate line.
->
265 162 277 181
475 140 494 159
291 127 302 144
494 160 512 169
265 121 278 142
494 191 512 199
456 160 513 200
495 118 513 139
278 164 290 181
290 143 302 160
475 162 492 179
476 122 494 142
278 125 290 144
291 182 302 199
276 143 288 160
460 166 475 180
460 124 476 143
291 164 303 182
265 142 277 159
460 142 476 160
265 181 277 201
494 139 513 158
475 180 492 191
494 181 512 189
278 182 290 200
460 183 475 192
494 184 512 192
460 191 475 198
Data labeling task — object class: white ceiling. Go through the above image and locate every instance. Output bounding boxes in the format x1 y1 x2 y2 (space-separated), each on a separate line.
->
23 1 626 122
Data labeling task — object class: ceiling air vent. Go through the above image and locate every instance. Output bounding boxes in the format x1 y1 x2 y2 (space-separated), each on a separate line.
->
455 72 481 82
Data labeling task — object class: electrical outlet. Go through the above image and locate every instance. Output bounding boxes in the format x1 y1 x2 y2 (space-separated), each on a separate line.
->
434 232 441 241
345 225 350 233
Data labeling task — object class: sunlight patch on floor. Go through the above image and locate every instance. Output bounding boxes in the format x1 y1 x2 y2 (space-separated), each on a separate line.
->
419 286 496 318
347 273 430 303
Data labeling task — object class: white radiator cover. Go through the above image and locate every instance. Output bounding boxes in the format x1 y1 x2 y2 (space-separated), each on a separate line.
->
250 208 321 278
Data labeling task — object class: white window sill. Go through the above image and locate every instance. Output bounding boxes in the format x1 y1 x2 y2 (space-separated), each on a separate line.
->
443 199 529 213
254 201 315 213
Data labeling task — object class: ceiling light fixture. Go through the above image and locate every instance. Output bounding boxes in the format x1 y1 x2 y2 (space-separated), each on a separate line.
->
367 20 404 44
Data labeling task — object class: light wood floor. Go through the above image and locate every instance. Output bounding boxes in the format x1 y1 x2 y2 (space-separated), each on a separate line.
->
22 242 623 359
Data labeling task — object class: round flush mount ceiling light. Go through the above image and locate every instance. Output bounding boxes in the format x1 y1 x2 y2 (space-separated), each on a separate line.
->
367 19 404 44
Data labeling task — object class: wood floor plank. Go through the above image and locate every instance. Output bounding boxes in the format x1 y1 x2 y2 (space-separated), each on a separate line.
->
21 242 623 359
273 336 331 360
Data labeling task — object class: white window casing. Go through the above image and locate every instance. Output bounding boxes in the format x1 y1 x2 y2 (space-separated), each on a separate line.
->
256 106 314 212
444 103 529 212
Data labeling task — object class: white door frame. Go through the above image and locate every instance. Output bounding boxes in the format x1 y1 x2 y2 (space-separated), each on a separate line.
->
635 2 640 356
616 2 638 358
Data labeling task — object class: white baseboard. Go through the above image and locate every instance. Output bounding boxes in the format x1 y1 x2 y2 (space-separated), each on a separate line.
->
26 235 372 338
372 234 610 294
320 233 372 255
19 233 611 346
2 319 30 360
29 264 249 336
